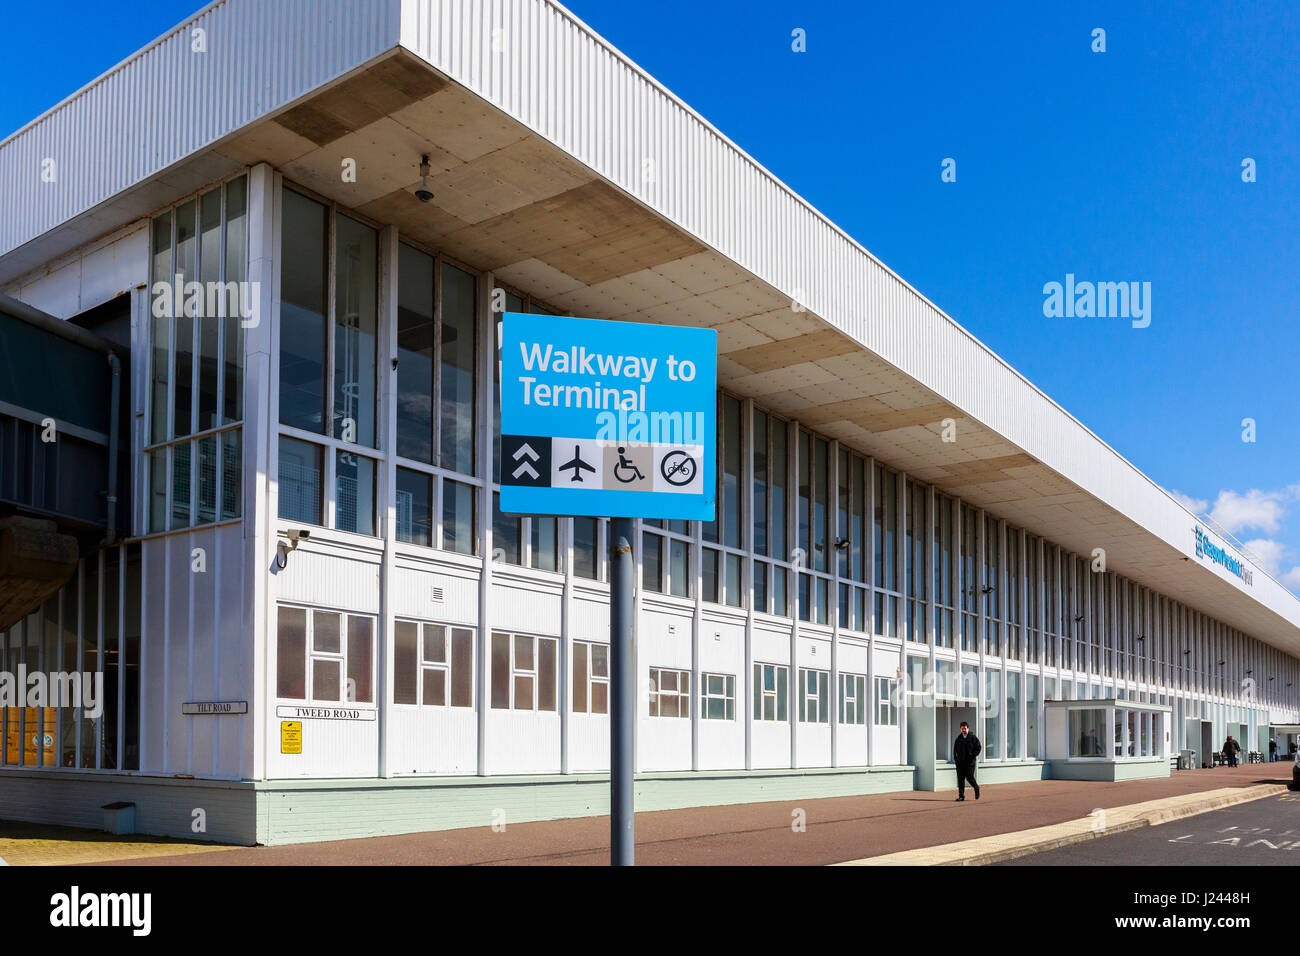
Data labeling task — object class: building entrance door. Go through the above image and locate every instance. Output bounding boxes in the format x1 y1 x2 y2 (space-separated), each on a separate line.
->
1200 721 1215 768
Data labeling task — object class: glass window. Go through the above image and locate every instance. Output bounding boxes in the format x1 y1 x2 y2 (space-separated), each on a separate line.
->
279 190 329 433
799 668 830 723
276 606 373 704
1069 708 1108 757
347 616 374 703
442 479 477 555
1026 673 1040 757
701 673 736 720
642 532 663 593
573 641 609 715
1006 670 1021 759
173 199 196 439
395 467 433 546
573 517 598 580
723 396 743 549
530 516 560 572
984 669 1002 759
440 262 477 475
493 494 522 566
753 410 768 556
725 553 742 608
396 244 436 463
334 451 375 535
146 177 247 534
875 677 899 726
838 673 867 725
753 663 789 721
491 632 557 711
668 538 690 597
278 436 323 524
332 216 377 447
771 419 787 560
649 667 691 718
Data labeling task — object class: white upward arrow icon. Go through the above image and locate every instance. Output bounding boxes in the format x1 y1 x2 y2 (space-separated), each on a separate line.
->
511 442 541 479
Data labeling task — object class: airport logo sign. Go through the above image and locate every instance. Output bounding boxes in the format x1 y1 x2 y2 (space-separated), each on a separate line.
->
500 313 716 520
1194 525 1254 586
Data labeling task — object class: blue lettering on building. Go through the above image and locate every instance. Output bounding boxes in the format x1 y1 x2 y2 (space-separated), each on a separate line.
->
1194 525 1254 586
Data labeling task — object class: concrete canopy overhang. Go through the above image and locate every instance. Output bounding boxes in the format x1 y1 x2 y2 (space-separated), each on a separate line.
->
2 0 1297 657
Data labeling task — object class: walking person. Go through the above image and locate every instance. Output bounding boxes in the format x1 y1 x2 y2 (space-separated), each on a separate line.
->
1270 738 1277 762
953 720 982 801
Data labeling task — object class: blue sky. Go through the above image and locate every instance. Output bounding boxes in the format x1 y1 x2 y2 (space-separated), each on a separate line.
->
3 0 1298 590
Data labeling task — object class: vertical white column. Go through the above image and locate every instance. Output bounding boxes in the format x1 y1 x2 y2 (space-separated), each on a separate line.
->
865 457 875 768
475 271 495 776
788 419 799 770
828 441 839 768
560 518 574 774
243 163 276 782
896 470 907 767
377 224 398 778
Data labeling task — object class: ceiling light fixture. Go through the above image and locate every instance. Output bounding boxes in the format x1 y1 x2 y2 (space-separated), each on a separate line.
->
414 154 434 203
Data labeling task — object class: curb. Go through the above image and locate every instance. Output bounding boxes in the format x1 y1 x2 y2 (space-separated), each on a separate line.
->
836 783 1287 867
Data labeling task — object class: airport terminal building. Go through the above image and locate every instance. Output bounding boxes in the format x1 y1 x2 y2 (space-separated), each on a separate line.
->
1 0 1298 845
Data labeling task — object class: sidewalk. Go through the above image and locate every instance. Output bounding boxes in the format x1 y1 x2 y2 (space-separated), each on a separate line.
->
71 763 1286 866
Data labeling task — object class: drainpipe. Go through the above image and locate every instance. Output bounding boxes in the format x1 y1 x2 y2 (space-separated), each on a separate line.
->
104 351 120 544
0 293 123 543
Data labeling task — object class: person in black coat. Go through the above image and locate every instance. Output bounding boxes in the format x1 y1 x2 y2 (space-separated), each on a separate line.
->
953 721 982 801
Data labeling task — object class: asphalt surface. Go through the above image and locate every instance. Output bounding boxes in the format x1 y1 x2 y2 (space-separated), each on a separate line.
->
1002 789 1300 866
93 764 1289 866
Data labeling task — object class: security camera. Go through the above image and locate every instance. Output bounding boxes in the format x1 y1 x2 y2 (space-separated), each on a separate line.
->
286 528 310 544
414 154 433 203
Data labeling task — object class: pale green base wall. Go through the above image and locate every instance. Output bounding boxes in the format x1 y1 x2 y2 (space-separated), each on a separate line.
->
1047 758 1169 782
0 766 917 846
0 771 258 845
930 761 1049 791
253 766 917 845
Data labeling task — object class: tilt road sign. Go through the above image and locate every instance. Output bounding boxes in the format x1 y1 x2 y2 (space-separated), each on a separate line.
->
499 313 716 520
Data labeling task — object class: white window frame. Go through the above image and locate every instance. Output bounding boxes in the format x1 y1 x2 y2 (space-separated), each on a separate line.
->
700 672 736 721
799 667 830 724
648 666 691 718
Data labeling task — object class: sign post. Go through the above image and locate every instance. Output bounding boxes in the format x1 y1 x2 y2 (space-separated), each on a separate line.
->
499 313 716 866
609 515 635 865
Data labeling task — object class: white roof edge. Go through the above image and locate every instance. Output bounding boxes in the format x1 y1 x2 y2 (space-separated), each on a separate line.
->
0 0 229 150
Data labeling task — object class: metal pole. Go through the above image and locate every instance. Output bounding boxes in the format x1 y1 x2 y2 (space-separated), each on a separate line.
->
609 515 636 865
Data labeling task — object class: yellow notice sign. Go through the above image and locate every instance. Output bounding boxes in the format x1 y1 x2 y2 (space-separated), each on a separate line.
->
280 721 302 754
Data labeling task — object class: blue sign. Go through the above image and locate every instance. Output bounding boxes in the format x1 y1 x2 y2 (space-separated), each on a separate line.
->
1194 525 1254 586
500 313 716 520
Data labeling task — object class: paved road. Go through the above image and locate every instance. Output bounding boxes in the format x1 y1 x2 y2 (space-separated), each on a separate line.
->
1002 790 1300 866
95 764 1287 866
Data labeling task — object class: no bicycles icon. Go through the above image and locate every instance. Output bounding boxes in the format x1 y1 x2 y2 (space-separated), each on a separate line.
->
660 450 697 486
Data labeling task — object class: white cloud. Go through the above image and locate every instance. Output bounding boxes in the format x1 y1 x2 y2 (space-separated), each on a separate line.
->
1242 538 1287 575
1207 486 1300 536
1169 489 1208 513
1283 567 1300 592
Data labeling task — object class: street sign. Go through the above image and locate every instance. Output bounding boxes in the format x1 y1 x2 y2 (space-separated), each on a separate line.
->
499 313 716 520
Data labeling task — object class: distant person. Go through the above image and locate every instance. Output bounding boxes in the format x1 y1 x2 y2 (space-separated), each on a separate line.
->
1270 738 1277 762
953 721 982 801
1223 735 1240 767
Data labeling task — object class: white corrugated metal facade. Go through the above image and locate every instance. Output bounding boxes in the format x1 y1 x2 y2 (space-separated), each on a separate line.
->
0 0 1296 843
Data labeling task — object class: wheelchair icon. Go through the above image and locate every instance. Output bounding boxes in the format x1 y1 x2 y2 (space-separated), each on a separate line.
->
613 446 646 484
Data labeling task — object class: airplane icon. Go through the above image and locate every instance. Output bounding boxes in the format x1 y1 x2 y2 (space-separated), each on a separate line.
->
557 445 596 482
